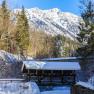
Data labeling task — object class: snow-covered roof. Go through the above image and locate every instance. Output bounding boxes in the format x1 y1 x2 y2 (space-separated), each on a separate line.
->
0 79 24 81
22 61 81 70
42 57 81 61
77 81 94 90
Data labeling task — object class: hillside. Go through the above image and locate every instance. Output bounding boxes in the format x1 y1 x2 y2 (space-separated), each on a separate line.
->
14 8 82 40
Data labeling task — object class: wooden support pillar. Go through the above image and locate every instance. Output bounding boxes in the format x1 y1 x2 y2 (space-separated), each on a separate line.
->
73 71 76 84
71 85 75 94
73 74 76 84
38 76 41 84
27 69 30 81
42 70 44 76
61 71 63 83
49 70 53 84
36 70 37 76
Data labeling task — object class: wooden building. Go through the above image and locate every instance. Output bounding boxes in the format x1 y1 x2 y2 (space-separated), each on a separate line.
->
21 61 81 85
72 81 94 94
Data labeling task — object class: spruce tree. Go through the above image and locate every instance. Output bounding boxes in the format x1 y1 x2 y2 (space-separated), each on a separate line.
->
16 6 29 56
53 35 65 57
77 0 94 57
0 0 11 52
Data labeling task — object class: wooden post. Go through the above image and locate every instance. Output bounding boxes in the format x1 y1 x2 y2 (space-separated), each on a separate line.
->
71 85 76 94
38 76 41 84
27 69 30 81
36 70 37 76
61 71 63 83
73 74 76 84
50 70 53 84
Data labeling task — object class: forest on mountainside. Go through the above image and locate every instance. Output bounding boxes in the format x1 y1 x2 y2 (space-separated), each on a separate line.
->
0 0 94 82
0 0 79 59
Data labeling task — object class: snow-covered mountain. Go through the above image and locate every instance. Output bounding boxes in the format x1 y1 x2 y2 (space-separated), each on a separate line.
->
14 8 82 40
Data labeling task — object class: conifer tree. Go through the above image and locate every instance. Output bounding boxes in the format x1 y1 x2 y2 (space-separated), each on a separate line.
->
15 6 29 56
0 0 11 52
77 0 94 57
53 35 65 57
29 29 55 58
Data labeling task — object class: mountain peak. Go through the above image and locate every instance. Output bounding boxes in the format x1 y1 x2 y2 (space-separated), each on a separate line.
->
49 8 60 12
14 8 82 40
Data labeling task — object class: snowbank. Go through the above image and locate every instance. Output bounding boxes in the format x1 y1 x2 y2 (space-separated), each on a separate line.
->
88 75 94 86
0 81 40 94
77 81 94 90
0 50 17 63
0 79 71 94
0 50 33 63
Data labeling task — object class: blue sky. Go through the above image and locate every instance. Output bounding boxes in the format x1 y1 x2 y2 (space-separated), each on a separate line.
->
0 0 80 15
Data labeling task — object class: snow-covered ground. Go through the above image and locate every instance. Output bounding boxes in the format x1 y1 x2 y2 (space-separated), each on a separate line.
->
0 81 40 94
0 50 18 63
76 75 94 90
0 80 71 94
88 75 94 86
0 50 33 63
77 81 94 90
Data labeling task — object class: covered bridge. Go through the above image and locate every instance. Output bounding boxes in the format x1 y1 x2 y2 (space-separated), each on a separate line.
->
21 61 81 85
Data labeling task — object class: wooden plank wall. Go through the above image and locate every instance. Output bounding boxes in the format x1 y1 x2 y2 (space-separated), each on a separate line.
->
71 85 94 94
